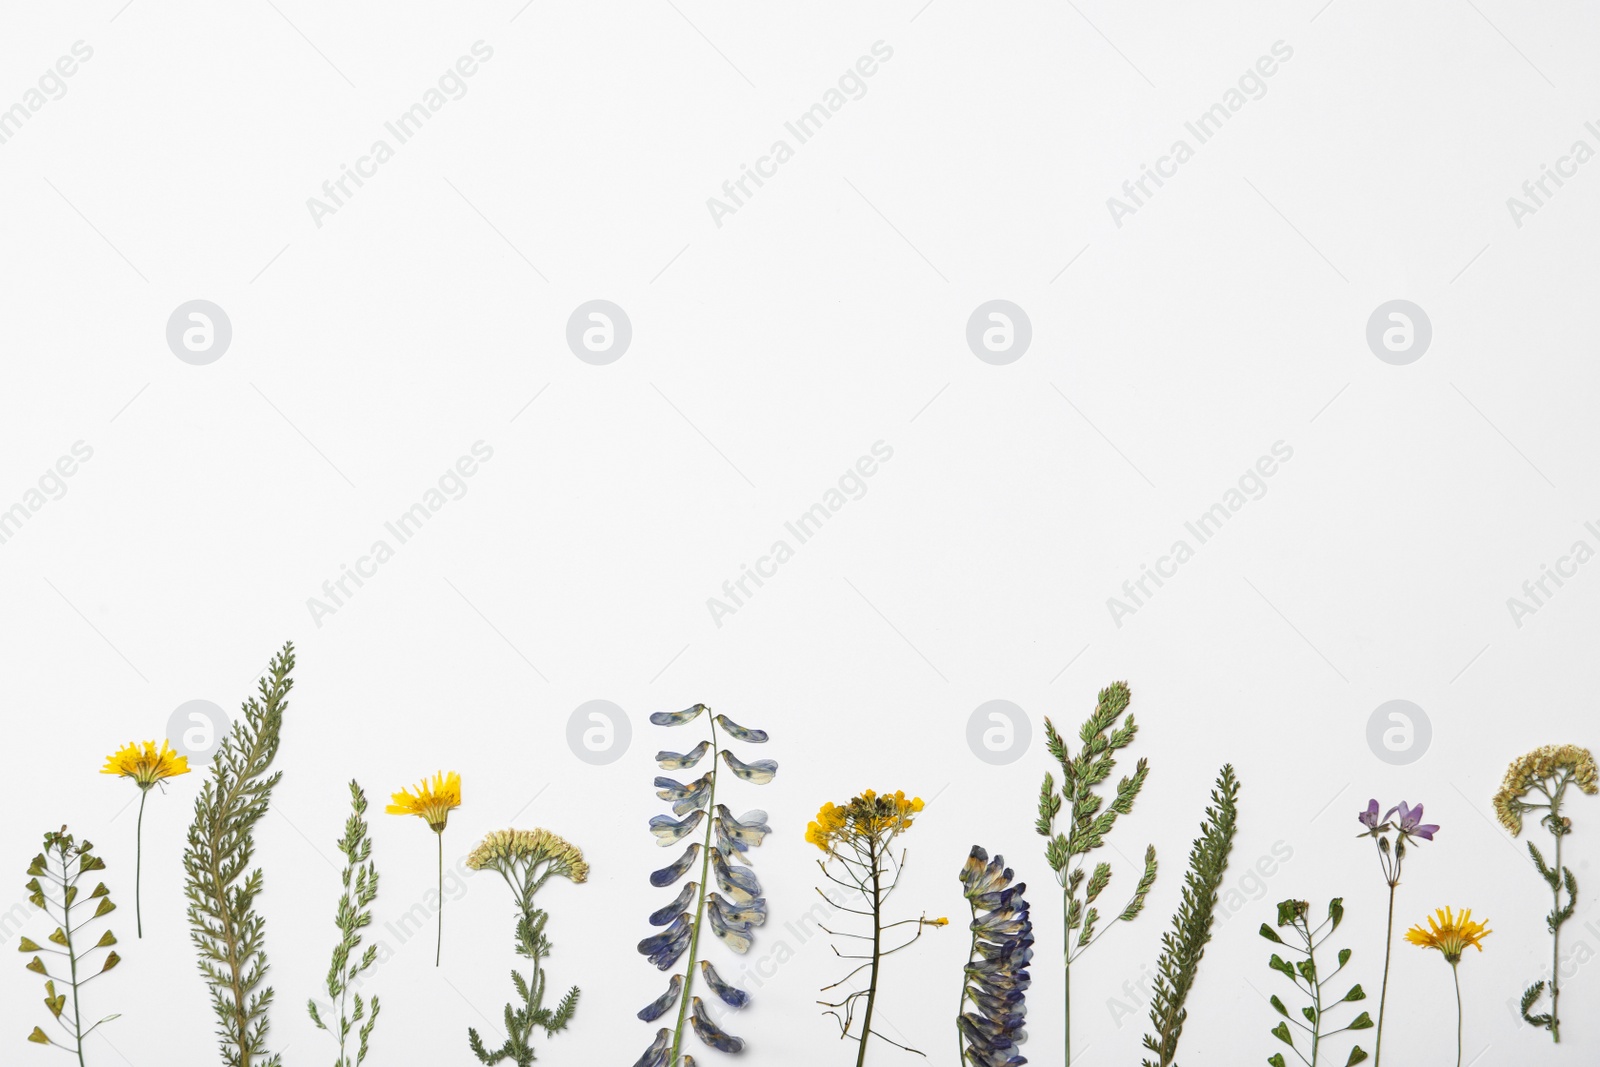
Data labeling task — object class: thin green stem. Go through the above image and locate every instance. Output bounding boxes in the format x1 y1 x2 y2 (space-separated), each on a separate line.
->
1309 924 1322 1066
1550 821 1562 1043
135 789 148 939
669 715 719 1067
435 831 443 968
1064 887 1072 1067
856 837 881 1067
957 900 977 1065
60 843 86 1067
1373 882 1395 1066
1451 962 1463 1067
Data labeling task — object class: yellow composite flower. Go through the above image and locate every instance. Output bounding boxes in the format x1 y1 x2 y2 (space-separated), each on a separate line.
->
387 770 461 832
1406 906 1491 964
100 740 190 789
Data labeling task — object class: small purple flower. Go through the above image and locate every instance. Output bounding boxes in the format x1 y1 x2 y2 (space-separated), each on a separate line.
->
1388 801 1438 842
1358 799 1384 834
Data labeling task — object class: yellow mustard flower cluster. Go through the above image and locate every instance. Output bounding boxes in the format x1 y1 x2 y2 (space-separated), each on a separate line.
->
466 827 590 883
1492 744 1599 834
805 789 924 852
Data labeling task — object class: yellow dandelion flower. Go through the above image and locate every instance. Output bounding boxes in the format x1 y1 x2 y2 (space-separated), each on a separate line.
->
387 770 461 832
100 740 189 789
1405 906 1491 964
101 739 191 938
388 770 462 966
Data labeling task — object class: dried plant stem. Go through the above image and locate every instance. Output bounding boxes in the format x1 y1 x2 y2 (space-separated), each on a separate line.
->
1374 882 1395 1066
856 843 880 1067
1452 962 1463 1067
135 790 147 939
436 831 443 968
668 714 719 1067
1549 829 1562 1042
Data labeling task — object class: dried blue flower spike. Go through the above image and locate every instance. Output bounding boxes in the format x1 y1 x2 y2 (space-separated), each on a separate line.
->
957 846 1033 1067
635 704 777 1065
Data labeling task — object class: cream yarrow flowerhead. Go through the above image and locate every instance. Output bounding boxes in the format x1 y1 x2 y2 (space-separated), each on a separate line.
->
387 770 461 831
466 828 590 884
804 789 923 852
102 739 191 938
1493 744 1598 834
1406 906 1491 964
101 739 190 789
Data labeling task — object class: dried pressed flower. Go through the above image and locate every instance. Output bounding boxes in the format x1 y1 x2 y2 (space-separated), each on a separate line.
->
633 705 776 1067
1489 743 1595 1042
466 828 589 886
307 781 382 1067
811 788 945 1065
386 770 461 832
805 789 922 853
464 827 587 1066
1492 744 1597 835
1405 906 1491 964
1036 682 1157 1067
1259 897 1371 1067
1355 797 1437 1066
101 739 190 937
387 770 461 967
21 827 122 1060
1406 906 1490 1067
956 846 1033 1067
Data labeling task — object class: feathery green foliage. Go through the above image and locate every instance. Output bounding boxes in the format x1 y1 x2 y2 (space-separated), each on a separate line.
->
467 908 579 1067
183 642 295 1067
1141 763 1240 1067
20 827 122 1061
1035 681 1156 1066
308 780 381 1067
1260 898 1372 1067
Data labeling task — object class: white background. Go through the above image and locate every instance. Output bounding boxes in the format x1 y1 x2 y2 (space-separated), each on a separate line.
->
2 1 1598 1065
